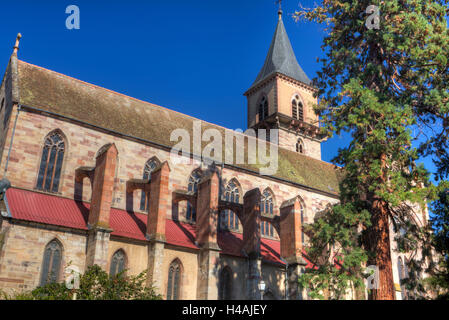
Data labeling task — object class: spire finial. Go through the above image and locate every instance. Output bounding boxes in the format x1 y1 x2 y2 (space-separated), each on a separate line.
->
13 33 22 55
276 0 283 20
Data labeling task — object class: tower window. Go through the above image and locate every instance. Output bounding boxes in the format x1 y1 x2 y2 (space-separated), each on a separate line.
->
296 139 305 154
36 131 65 193
258 96 269 121
292 95 304 122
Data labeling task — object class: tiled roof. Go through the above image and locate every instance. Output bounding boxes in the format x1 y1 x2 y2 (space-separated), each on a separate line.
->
4 188 298 265
5 187 89 230
16 60 342 196
250 16 312 90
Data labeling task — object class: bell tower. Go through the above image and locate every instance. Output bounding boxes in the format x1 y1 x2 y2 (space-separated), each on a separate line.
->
243 9 325 160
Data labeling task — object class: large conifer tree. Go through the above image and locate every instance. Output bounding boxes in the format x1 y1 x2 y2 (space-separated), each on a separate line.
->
295 0 449 300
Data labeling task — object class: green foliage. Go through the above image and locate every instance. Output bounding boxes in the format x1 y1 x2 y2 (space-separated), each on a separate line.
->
298 203 370 300
294 0 449 299
2 265 163 300
426 184 449 299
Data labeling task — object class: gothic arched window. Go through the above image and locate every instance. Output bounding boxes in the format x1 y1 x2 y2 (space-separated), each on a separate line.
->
39 239 63 286
260 189 274 237
258 96 269 121
219 267 233 300
167 259 182 300
296 139 305 154
186 170 201 222
220 180 240 231
110 249 126 277
292 95 304 122
36 131 65 193
140 158 160 211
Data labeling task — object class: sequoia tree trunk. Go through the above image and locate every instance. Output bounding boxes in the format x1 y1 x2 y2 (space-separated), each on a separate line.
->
365 198 395 300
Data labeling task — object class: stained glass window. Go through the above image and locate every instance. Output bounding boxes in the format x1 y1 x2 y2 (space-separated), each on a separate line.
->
167 260 182 300
110 250 126 277
220 181 240 231
39 239 62 286
140 158 160 211
36 131 65 193
260 189 274 237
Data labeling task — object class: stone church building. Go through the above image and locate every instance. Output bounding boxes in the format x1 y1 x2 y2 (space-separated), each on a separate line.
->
0 11 416 300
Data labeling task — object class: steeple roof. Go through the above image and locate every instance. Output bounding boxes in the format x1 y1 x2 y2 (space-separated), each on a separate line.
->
250 14 311 90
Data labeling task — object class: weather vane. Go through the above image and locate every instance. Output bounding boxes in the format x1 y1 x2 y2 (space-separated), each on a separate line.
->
276 0 283 19
276 0 282 10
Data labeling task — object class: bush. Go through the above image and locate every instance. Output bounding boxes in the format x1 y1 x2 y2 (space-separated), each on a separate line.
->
3 265 162 300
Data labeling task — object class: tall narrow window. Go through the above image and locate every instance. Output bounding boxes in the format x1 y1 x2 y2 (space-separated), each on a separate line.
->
219 267 233 300
258 96 268 121
186 170 201 222
36 131 65 193
39 239 63 286
260 189 274 237
292 95 304 122
397 257 407 300
300 202 305 246
167 259 182 300
296 139 305 154
140 158 160 211
220 180 240 231
110 249 126 277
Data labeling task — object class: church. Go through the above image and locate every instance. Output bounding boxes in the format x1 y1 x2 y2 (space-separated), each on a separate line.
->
0 10 414 300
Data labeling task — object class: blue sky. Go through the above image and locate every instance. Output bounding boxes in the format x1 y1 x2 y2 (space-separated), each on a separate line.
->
0 0 437 180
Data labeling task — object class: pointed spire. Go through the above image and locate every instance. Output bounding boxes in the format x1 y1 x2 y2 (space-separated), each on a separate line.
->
249 11 311 90
13 33 22 55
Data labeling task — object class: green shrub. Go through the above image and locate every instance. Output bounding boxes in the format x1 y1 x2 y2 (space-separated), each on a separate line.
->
3 265 162 300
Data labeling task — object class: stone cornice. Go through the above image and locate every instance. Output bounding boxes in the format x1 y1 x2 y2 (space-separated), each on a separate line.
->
244 72 318 97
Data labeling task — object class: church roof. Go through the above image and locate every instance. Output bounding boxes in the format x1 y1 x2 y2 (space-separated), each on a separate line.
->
249 15 312 90
15 60 341 196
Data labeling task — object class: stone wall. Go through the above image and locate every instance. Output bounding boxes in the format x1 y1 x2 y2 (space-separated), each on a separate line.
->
277 128 322 160
0 220 86 295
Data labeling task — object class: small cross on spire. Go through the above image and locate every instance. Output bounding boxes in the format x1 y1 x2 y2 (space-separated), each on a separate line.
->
13 33 22 55
276 0 283 20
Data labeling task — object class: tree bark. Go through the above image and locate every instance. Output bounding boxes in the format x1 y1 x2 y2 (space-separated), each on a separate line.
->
365 198 395 300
